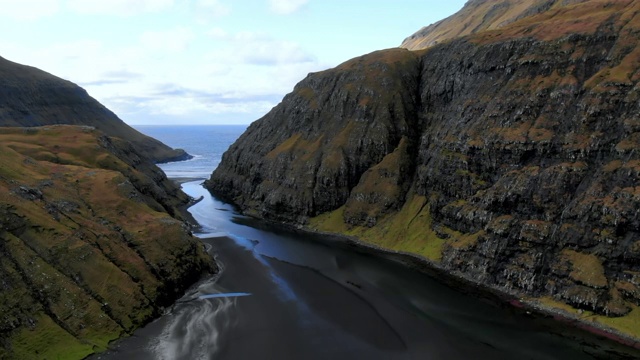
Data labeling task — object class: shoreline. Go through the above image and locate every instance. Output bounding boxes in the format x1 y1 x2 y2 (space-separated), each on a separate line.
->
87 235 251 360
173 177 207 233
237 216 640 353
175 178 640 356
171 176 207 185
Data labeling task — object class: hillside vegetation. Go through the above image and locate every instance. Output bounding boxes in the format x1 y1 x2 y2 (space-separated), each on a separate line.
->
401 0 596 50
0 126 214 359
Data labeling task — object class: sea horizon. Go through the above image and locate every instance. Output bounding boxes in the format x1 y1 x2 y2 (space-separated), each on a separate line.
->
134 124 247 179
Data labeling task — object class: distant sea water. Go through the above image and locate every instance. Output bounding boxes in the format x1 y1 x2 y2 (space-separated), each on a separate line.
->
134 125 247 179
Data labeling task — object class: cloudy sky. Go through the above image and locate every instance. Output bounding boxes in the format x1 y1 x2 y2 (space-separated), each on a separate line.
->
0 0 466 125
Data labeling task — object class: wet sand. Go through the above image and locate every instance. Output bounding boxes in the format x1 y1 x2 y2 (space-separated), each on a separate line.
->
279 222 640 355
231 207 640 357
91 233 640 360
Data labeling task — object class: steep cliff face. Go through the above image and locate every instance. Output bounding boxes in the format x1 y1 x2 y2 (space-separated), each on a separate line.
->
0 56 189 163
208 49 422 223
208 0 640 336
0 126 215 359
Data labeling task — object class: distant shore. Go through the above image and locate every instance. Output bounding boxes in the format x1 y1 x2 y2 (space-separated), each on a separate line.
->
170 176 207 185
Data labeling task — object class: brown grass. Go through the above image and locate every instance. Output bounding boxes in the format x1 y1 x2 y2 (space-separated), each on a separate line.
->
561 249 608 288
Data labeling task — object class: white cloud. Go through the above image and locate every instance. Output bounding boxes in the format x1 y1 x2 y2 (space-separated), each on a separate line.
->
195 0 231 20
214 31 315 66
3 39 107 80
140 27 195 52
238 40 315 65
206 27 228 39
233 31 270 42
137 30 322 118
66 0 174 16
142 96 273 116
0 0 60 20
269 0 308 15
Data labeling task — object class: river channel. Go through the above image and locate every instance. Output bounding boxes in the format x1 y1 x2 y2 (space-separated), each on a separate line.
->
90 180 640 360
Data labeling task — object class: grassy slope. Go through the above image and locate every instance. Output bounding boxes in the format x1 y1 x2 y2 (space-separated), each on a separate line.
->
0 126 213 359
401 0 568 49
310 194 446 262
400 0 635 50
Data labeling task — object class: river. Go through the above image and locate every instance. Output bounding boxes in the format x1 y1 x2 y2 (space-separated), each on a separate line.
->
90 179 640 360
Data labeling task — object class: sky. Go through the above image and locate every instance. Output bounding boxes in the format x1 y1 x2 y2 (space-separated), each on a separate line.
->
0 0 467 125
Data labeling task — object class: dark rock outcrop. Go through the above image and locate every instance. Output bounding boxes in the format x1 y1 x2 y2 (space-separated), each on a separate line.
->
0 56 190 163
207 0 640 330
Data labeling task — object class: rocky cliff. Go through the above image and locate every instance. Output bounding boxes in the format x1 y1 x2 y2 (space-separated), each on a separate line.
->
0 126 215 359
207 0 640 338
0 56 189 163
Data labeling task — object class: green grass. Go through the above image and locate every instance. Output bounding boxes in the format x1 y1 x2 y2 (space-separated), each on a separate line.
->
534 297 640 340
596 305 640 338
310 194 447 262
470 0 636 45
11 314 96 360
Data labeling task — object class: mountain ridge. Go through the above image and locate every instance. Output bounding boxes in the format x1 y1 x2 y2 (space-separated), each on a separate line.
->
0 55 189 164
400 0 594 50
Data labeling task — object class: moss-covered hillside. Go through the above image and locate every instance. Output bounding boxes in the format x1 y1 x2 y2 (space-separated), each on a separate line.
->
0 125 215 359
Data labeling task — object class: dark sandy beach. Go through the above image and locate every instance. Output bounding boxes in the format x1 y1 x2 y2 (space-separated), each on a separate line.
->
91 232 640 360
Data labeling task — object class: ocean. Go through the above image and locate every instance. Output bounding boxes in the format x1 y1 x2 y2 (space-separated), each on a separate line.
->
134 125 247 179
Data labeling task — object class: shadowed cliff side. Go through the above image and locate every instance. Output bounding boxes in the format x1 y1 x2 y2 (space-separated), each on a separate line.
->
207 0 640 340
0 56 190 163
208 49 422 223
0 126 215 359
